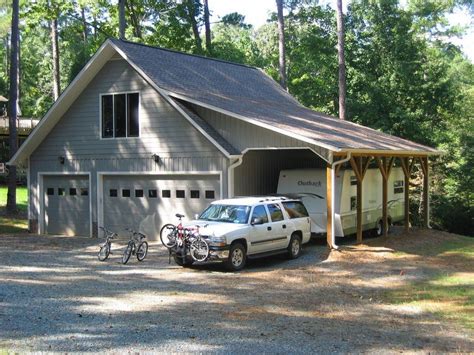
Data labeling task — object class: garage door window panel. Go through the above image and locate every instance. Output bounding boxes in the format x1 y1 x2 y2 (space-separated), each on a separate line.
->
80 188 88 196
176 190 185 198
148 189 157 198
110 189 118 197
69 188 77 196
101 92 139 139
58 188 65 196
135 189 144 198
205 190 215 199
122 189 131 197
162 190 171 198
47 188 54 196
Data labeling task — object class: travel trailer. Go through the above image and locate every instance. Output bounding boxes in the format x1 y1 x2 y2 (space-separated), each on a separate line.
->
277 168 405 237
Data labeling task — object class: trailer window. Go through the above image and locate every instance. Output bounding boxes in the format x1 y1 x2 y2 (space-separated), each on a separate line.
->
282 201 309 219
350 175 357 186
350 196 357 211
394 180 404 194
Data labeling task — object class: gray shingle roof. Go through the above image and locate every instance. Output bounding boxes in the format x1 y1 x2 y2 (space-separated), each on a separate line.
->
112 39 438 154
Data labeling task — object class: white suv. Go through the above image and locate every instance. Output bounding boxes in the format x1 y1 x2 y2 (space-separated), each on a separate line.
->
179 197 311 271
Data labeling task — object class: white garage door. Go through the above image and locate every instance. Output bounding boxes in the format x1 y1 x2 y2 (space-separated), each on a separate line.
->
43 175 90 236
102 174 220 240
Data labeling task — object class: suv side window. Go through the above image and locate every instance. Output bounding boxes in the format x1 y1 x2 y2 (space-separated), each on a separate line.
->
282 201 309 219
267 203 284 222
251 205 268 224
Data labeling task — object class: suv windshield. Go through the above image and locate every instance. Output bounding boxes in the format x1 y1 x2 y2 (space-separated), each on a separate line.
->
199 204 251 224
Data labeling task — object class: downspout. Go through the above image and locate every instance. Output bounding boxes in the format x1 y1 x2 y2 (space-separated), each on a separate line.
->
227 156 243 198
329 152 351 249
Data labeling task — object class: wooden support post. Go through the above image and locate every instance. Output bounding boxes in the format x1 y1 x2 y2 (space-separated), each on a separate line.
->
420 156 429 228
350 156 372 243
376 157 394 237
356 179 362 243
400 157 413 233
382 174 388 236
326 165 333 248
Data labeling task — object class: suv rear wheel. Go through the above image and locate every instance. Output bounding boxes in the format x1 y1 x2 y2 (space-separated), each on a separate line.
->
287 234 302 259
225 243 246 271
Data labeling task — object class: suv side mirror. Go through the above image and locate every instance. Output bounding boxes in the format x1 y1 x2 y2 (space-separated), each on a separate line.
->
251 217 263 225
194 214 199 220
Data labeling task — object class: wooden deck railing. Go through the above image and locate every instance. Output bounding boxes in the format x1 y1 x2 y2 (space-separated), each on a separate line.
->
0 116 39 130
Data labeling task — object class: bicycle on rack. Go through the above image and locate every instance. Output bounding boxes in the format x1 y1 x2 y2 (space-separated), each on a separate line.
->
122 228 149 264
98 226 118 261
160 214 210 263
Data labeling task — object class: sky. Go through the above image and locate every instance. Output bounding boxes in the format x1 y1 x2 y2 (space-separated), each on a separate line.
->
207 0 474 62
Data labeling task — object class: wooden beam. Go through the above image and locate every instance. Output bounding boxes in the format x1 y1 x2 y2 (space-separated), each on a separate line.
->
326 165 333 248
349 156 362 181
361 156 372 179
334 152 432 158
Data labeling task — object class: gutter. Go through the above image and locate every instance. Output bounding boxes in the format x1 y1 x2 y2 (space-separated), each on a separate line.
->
227 156 243 198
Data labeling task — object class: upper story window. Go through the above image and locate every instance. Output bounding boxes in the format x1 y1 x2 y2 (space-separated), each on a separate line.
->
101 92 139 138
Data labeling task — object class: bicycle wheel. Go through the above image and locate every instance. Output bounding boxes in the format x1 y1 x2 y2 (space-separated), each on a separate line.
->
160 224 177 248
122 242 133 264
98 243 110 261
190 238 209 262
136 241 148 261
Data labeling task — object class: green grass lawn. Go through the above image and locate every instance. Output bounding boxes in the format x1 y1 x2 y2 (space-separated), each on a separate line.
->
386 236 474 330
0 186 28 233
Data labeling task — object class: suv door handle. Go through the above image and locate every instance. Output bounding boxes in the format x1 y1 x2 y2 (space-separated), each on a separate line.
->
282 224 286 229
267 226 272 231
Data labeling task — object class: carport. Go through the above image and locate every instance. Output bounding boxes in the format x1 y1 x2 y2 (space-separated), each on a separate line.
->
228 146 437 249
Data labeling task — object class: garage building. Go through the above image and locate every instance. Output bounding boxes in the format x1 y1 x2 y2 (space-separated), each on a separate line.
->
9 39 439 246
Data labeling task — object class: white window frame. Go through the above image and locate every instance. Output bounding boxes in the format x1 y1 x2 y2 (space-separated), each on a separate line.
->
99 91 141 139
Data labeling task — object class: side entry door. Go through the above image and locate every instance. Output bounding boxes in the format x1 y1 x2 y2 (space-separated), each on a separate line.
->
266 203 290 250
247 205 271 254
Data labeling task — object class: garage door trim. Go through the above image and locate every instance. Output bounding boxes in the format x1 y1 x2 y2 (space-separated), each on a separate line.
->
97 170 223 236
38 172 92 237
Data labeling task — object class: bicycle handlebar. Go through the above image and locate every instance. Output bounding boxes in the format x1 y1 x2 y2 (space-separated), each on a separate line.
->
125 228 147 238
99 226 117 238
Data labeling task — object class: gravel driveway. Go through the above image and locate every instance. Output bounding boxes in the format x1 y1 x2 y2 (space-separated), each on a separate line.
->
0 232 472 353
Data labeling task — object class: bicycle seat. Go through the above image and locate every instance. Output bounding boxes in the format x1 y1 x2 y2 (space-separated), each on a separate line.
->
175 213 185 218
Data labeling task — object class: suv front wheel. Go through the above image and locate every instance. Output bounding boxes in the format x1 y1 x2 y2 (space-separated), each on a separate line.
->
225 243 246 271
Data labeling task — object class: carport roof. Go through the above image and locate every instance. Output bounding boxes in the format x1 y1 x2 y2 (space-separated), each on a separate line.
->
111 39 440 156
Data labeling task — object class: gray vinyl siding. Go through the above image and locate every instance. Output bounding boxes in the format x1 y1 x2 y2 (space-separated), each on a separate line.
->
193 105 331 162
29 59 228 233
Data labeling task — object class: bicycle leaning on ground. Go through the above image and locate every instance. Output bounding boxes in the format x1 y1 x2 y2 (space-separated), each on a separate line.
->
98 226 118 261
122 228 149 264
160 213 210 262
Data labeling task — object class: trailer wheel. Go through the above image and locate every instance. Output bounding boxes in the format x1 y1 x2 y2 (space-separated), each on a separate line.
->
376 219 392 236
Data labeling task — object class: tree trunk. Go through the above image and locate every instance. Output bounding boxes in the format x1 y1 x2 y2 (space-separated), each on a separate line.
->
81 7 88 46
119 0 126 39
7 0 19 214
336 0 346 120
188 0 203 53
203 0 211 52
51 18 60 101
276 0 287 90
125 1 142 39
